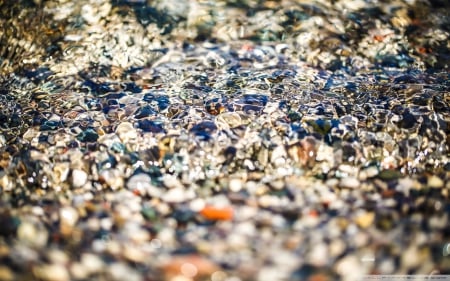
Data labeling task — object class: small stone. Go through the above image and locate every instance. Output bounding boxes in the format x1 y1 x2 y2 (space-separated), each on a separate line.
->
81 253 104 275
161 255 219 280
359 166 378 180
428 175 444 188
71 169 88 188
0 173 13 191
100 169 124 190
335 256 365 280
0 266 14 281
53 163 70 184
401 246 421 269
76 129 99 142
339 177 360 189
355 212 375 229
378 169 402 180
70 263 88 280
308 243 328 266
116 122 138 144
162 187 187 203
189 198 206 212
60 206 79 227
47 249 69 265
200 205 234 221
229 178 243 192
163 175 181 189
270 145 286 166
108 262 143 281
127 173 156 196
33 264 70 281
123 245 146 263
17 221 48 248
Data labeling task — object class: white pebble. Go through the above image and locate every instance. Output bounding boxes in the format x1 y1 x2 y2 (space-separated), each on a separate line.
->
340 177 360 189
229 178 243 192
60 207 79 227
71 169 88 188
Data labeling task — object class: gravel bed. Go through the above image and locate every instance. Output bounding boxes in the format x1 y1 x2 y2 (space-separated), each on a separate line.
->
0 0 449 280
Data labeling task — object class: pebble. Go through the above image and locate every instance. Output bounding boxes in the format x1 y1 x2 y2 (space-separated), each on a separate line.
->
200 205 234 221
308 243 329 266
70 262 89 280
428 175 444 188
401 246 422 270
335 256 365 280
189 198 206 212
81 253 105 275
108 262 143 281
60 206 79 227
17 220 49 248
116 122 138 144
229 178 243 192
126 173 154 194
33 264 70 281
0 266 13 281
339 177 360 189
162 187 189 203
355 211 375 229
161 255 219 280
329 239 346 258
71 169 88 188
100 169 124 190
47 249 69 265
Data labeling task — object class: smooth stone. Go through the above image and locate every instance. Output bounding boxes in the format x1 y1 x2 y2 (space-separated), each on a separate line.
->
0 173 13 191
100 169 124 190
108 263 143 281
428 175 444 188
359 166 378 180
71 169 88 188
401 246 422 269
33 264 69 281
308 243 328 266
81 253 105 275
270 145 287 166
355 212 375 229
329 239 346 258
126 173 159 196
163 175 181 189
70 262 88 280
60 207 79 227
47 249 69 265
229 178 243 192
116 122 138 144
335 256 365 279
189 198 206 212
340 177 360 189
17 221 48 248
0 266 13 281
162 187 187 203
123 245 146 263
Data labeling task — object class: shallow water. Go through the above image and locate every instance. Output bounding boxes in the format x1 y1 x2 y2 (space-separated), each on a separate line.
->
0 0 449 280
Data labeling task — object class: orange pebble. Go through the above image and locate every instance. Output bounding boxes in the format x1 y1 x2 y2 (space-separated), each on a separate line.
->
373 35 385 42
309 209 319 217
242 43 254 51
200 205 234 221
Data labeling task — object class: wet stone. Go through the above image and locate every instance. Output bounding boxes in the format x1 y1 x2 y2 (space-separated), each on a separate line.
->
76 129 99 142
